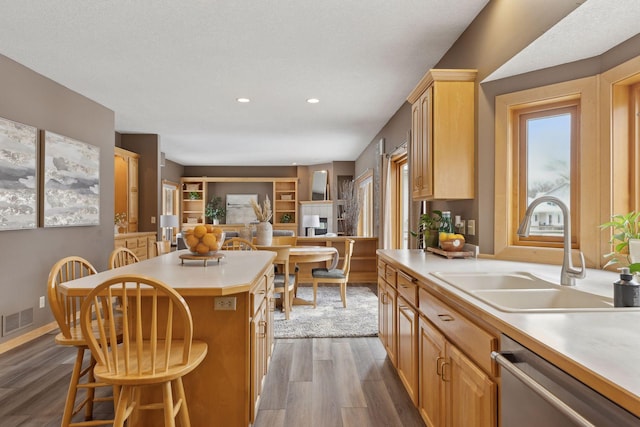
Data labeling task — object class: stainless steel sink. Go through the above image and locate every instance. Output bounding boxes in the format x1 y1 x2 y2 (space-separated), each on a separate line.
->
431 271 630 312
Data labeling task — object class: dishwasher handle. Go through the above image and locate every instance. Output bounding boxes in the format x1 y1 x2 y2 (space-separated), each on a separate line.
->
491 351 595 427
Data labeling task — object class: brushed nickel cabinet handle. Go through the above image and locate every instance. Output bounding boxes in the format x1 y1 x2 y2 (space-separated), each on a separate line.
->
437 314 454 322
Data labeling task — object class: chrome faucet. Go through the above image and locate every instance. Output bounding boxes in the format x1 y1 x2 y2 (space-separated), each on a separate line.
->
517 196 586 286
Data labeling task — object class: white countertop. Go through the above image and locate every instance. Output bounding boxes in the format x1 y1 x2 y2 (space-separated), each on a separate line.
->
377 249 640 417
60 250 275 297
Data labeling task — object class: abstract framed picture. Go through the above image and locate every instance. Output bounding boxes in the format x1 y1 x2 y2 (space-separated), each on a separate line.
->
0 116 38 230
43 131 100 227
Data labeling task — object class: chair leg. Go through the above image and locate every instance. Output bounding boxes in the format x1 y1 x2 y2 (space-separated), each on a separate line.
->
283 282 290 320
312 279 319 308
163 381 176 427
62 347 85 427
84 354 97 420
340 282 347 308
113 385 132 427
175 377 192 427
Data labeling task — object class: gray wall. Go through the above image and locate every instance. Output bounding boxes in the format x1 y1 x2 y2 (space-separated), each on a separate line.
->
0 54 114 344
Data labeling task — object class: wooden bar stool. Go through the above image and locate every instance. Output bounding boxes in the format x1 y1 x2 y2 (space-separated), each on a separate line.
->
47 256 117 426
80 274 208 426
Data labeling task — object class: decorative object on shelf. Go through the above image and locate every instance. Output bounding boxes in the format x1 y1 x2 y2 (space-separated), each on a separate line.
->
114 212 127 234
205 195 225 224
184 183 200 191
160 214 179 243
43 131 100 227
302 214 321 236
280 212 293 223
600 211 640 274
340 179 360 236
251 195 273 246
188 191 201 200
281 194 292 200
0 116 37 231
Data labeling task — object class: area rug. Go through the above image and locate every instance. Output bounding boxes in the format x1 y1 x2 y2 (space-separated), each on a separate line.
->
273 285 379 338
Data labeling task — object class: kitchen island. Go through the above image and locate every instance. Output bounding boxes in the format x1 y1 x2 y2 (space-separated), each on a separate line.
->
377 249 640 425
60 249 276 427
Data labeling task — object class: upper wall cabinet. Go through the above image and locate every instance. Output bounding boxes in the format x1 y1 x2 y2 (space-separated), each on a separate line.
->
407 69 476 200
115 147 139 232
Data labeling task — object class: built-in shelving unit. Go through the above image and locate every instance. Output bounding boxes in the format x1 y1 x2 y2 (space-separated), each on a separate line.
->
180 177 298 234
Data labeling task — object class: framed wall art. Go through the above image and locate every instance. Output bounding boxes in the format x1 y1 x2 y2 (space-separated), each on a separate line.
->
43 131 100 227
0 116 38 230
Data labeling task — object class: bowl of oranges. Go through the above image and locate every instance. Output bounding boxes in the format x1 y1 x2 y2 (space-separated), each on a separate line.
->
183 225 225 255
439 232 465 252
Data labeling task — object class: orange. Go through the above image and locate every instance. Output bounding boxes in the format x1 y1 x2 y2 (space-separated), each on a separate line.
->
205 224 215 233
185 234 199 250
202 233 218 250
193 225 207 238
195 242 210 254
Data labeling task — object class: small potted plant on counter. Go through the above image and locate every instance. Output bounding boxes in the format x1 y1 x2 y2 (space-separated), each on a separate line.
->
411 210 442 249
205 196 225 224
600 211 640 274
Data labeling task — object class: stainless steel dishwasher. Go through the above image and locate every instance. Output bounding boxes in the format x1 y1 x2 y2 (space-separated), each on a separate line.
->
492 335 639 426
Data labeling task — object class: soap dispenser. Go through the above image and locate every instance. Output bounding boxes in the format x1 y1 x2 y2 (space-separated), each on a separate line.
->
613 267 640 307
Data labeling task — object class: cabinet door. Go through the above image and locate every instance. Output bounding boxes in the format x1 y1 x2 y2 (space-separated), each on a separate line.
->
446 344 496 427
411 100 423 199
127 156 139 232
397 296 418 405
420 87 433 198
378 278 386 344
384 284 397 366
419 317 447 427
250 299 267 423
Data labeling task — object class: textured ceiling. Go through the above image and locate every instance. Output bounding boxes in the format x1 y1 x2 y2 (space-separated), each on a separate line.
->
1 1 637 166
0 0 488 166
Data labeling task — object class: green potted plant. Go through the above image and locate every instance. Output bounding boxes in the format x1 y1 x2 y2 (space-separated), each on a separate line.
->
600 211 640 273
410 210 442 249
280 213 293 223
188 191 201 200
205 196 225 224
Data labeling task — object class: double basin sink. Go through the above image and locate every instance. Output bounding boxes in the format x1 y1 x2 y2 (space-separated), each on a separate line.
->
431 272 628 312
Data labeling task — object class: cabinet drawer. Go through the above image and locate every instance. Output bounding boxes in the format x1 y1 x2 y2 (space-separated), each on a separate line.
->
377 260 386 279
385 265 397 288
251 275 268 316
419 288 497 374
125 238 138 249
397 271 417 306
137 237 148 247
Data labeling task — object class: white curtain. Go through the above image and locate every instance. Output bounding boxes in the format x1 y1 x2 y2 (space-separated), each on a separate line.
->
382 154 392 249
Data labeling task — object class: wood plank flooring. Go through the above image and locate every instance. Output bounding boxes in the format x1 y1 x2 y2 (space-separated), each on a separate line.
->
0 333 424 427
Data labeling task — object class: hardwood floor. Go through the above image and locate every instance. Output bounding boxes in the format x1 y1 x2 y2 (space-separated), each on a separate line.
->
0 333 424 427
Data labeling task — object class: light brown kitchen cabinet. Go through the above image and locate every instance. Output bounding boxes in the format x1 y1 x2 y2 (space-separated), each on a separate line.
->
397 295 418 405
378 260 397 366
114 147 139 232
250 269 274 423
419 316 446 427
407 69 477 200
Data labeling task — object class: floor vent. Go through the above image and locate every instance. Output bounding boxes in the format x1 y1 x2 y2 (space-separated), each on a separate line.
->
2 307 34 337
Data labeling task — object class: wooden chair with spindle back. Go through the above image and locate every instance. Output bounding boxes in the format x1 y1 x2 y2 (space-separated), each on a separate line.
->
108 247 139 269
222 237 257 250
155 240 171 256
311 239 355 308
80 274 208 426
258 245 296 320
47 256 116 426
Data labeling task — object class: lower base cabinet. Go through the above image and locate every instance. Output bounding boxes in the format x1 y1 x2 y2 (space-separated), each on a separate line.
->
250 270 274 423
418 316 496 427
397 296 418 405
378 279 397 366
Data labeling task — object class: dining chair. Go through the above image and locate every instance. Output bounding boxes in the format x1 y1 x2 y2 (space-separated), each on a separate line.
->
259 245 296 320
155 240 171 256
47 256 117 426
108 247 140 269
222 237 257 250
311 239 355 308
80 274 208 427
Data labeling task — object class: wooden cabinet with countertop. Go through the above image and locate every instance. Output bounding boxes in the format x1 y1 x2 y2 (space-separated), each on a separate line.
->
58 250 277 427
377 249 640 422
114 231 156 260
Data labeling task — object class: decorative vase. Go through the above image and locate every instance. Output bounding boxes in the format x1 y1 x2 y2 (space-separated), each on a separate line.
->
212 218 220 225
629 238 640 263
114 225 119 234
256 221 272 246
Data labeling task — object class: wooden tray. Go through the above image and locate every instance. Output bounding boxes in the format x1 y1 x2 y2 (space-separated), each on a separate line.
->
427 246 474 259
179 253 225 266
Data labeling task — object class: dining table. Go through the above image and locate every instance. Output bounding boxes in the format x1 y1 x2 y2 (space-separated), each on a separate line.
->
285 245 339 305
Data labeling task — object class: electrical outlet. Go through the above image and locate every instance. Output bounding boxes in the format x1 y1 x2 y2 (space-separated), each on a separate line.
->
467 219 476 236
214 296 237 311
151 216 156 224
39 296 45 309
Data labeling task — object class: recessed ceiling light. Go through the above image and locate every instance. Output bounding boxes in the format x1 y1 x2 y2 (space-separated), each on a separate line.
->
306 98 320 104
236 98 250 103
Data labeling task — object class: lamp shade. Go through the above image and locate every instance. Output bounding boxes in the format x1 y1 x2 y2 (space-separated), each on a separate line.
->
160 214 179 228
302 214 320 228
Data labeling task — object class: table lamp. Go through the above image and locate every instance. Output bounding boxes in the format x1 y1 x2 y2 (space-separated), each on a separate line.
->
302 214 321 236
160 214 179 244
